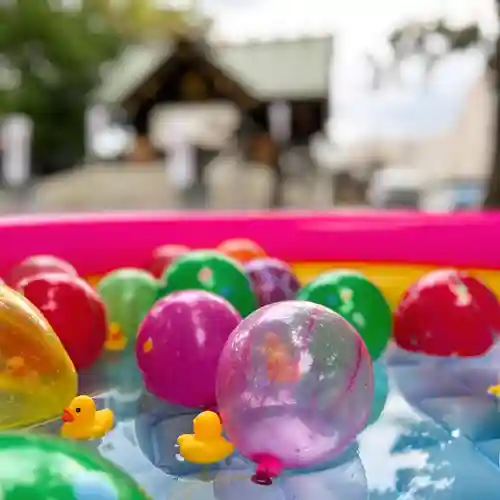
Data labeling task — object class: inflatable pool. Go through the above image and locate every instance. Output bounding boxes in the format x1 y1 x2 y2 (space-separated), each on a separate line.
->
2 210 500 499
3 211 500 308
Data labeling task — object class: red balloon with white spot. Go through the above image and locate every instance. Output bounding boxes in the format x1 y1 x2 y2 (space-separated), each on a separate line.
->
394 269 500 357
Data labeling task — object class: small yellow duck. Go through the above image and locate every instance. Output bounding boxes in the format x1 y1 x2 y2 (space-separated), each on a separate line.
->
177 411 234 464
61 395 114 440
488 384 500 398
104 323 127 351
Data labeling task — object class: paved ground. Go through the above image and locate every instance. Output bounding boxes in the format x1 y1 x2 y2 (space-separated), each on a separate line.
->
0 157 337 214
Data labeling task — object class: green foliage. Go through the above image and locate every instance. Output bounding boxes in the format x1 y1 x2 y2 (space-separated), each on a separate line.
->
389 19 483 61
0 0 123 173
0 0 188 175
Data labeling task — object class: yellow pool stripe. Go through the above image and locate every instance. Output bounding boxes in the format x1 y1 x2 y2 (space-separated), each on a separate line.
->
291 262 500 309
86 263 500 311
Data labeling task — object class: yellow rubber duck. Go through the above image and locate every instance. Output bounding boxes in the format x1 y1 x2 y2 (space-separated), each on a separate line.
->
177 411 234 464
61 395 114 440
488 384 500 398
104 323 127 351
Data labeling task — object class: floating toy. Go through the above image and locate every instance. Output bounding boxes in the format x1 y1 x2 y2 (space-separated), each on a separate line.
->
244 258 300 307
0 433 150 499
97 268 160 352
487 384 500 398
298 270 392 360
0 284 77 429
394 269 500 356
149 244 190 278
217 238 266 264
216 301 373 484
105 322 128 352
19 273 107 370
136 290 241 408
160 250 257 317
7 254 78 289
61 395 114 440
177 411 234 464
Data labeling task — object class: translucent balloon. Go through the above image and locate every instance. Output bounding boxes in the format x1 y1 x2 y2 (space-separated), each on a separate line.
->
216 301 373 481
0 285 77 429
136 290 242 408
0 433 149 498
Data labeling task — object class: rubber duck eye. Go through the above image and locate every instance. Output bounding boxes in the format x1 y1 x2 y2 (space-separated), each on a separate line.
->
75 408 81 413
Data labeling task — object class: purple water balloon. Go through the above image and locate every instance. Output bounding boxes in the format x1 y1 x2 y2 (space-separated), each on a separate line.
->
217 301 373 483
244 258 300 307
136 290 241 408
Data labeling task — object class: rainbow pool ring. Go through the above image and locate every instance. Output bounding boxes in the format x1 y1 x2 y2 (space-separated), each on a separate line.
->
1 211 500 308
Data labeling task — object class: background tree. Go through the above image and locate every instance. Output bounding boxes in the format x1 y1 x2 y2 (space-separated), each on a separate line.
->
0 0 190 177
387 18 500 208
484 0 500 207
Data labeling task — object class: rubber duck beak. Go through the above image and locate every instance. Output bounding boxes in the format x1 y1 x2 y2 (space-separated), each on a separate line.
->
62 408 74 422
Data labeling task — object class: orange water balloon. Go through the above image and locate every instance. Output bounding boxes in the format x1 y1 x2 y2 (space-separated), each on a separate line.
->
216 239 266 264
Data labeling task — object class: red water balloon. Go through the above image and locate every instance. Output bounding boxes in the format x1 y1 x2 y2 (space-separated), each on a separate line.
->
149 245 190 278
8 255 78 290
394 269 500 357
18 273 107 370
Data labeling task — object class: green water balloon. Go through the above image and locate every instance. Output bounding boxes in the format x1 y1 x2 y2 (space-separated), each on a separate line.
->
298 270 392 360
97 268 160 345
161 250 257 317
0 433 150 499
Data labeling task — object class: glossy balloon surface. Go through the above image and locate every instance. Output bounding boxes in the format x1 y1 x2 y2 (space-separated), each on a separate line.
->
97 268 159 346
0 285 77 429
149 244 190 278
244 258 300 307
0 433 150 499
19 274 107 370
394 269 500 357
217 239 266 263
7 255 78 289
161 250 257 317
137 291 241 408
298 270 392 360
365 361 389 428
217 301 373 470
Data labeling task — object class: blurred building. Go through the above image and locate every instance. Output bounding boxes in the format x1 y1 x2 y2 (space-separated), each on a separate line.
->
95 35 333 165
321 47 493 209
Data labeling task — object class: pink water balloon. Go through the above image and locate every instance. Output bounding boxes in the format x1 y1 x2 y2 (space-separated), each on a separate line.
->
216 301 373 484
136 290 241 409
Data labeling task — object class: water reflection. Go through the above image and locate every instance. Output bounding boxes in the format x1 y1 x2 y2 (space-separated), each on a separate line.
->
27 344 500 499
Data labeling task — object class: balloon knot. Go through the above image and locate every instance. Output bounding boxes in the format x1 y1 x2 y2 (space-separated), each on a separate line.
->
250 454 283 486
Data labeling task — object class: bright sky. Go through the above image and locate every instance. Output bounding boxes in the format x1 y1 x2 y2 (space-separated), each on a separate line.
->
201 0 497 100
204 0 497 54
